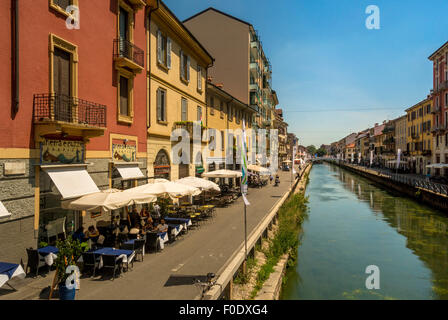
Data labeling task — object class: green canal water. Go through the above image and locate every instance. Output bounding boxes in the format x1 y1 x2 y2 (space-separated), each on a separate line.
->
281 163 448 300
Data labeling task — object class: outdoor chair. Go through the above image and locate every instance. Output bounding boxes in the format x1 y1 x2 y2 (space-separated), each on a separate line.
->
25 248 48 277
128 233 138 240
81 252 99 277
133 239 145 262
101 254 123 281
145 232 160 253
120 243 134 251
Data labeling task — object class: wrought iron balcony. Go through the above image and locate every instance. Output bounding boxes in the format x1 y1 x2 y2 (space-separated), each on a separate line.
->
114 38 144 72
33 93 107 128
431 105 441 114
431 123 448 134
173 121 206 139
422 149 432 156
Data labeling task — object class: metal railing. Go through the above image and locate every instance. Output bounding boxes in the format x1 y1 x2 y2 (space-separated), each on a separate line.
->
33 93 107 127
113 38 144 68
329 160 448 196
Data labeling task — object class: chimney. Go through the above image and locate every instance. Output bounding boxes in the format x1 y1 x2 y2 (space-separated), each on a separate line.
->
207 76 213 82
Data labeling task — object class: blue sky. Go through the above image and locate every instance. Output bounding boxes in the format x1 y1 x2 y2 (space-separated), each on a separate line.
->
165 0 448 147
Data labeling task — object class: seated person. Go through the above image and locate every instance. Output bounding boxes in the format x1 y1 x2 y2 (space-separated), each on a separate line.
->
153 219 168 233
72 227 87 243
129 208 141 228
86 225 100 243
143 217 154 232
129 223 141 235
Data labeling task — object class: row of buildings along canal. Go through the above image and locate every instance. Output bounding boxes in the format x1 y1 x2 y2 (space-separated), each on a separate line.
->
0 2 299 264
326 40 448 179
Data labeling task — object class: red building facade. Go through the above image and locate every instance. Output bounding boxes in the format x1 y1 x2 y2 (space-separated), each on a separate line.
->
429 42 448 176
0 0 149 262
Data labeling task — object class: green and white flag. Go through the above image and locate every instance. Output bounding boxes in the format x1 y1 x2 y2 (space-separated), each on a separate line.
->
241 119 250 205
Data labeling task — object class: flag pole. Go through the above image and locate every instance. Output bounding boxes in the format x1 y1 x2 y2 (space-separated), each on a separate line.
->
241 119 250 271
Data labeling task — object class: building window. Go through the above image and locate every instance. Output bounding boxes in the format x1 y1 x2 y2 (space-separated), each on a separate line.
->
220 101 224 119
117 69 134 124
181 98 188 121
50 0 78 17
197 65 202 91
50 34 78 101
180 50 190 83
210 96 215 115
221 131 225 151
197 106 202 122
157 88 167 122
157 30 171 69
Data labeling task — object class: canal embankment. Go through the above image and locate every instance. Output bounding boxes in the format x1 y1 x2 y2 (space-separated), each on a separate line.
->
327 160 448 212
230 164 312 300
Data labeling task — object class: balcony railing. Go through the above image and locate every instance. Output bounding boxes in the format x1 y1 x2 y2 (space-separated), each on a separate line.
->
114 38 144 70
431 123 448 134
431 105 441 114
173 121 206 138
33 94 107 127
422 149 432 156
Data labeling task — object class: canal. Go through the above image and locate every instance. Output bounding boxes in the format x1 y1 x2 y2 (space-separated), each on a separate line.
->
281 163 448 300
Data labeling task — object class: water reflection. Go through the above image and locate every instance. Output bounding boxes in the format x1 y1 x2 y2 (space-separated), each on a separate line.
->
282 163 448 300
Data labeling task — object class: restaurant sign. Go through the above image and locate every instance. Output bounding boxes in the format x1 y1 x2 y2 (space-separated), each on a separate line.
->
112 144 136 162
40 139 85 165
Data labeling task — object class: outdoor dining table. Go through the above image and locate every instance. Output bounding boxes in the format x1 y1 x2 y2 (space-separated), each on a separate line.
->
37 246 59 266
92 247 135 270
167 223 184 238
123 238 145 255
0 262 26 289
157 231 169 249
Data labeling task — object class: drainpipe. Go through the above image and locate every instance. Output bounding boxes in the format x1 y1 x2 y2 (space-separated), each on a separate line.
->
12 0 19 116
146 0 160 129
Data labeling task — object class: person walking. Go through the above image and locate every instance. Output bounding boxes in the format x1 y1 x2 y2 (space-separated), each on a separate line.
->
269 174 273 184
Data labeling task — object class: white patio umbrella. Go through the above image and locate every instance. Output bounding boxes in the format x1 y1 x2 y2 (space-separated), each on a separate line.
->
426 163 448 169
61 188 156 212
176 176 220 192
153 178 170 183
247 164 270 176
123 181 202 199
202 169 242 178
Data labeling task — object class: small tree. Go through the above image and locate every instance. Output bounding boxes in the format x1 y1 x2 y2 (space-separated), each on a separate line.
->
54 237 85 285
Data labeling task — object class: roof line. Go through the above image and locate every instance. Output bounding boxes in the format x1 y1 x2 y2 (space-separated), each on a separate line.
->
428 40 448 60
183 7 252 27
158 1 214 63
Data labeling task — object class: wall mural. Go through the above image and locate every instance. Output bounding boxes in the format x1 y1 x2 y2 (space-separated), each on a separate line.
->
40 139 85 165
112 143 136 162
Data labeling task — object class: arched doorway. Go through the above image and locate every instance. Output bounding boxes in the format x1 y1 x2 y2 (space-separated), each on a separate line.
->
154 149 170 180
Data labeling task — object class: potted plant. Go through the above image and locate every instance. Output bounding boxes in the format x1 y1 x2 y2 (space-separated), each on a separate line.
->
53 237 85 300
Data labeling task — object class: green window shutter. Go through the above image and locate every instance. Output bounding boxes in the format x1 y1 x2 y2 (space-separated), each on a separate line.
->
180 50 184 80
157 30 162 64
167 37 172 69
187 56 190 81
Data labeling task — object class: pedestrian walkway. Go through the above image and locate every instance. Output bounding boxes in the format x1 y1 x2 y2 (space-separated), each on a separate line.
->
1 170 295 300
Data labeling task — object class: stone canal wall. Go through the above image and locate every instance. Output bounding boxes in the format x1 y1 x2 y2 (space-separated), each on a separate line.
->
327 160 448 212
255 163 313 300
209 164 312 300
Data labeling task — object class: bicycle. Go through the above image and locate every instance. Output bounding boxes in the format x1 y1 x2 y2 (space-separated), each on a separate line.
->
194 272 220 300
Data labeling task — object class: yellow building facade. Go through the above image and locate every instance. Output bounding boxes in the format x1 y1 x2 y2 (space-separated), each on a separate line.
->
147 2 213 180
405 97 433 174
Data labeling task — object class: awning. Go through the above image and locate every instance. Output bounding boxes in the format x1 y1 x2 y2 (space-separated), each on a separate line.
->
0 201 11 218
43 166 99 200
115 164 144 180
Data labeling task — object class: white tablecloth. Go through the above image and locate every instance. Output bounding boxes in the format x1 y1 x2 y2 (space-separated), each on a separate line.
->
0 265 26 288
159 233 169 249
